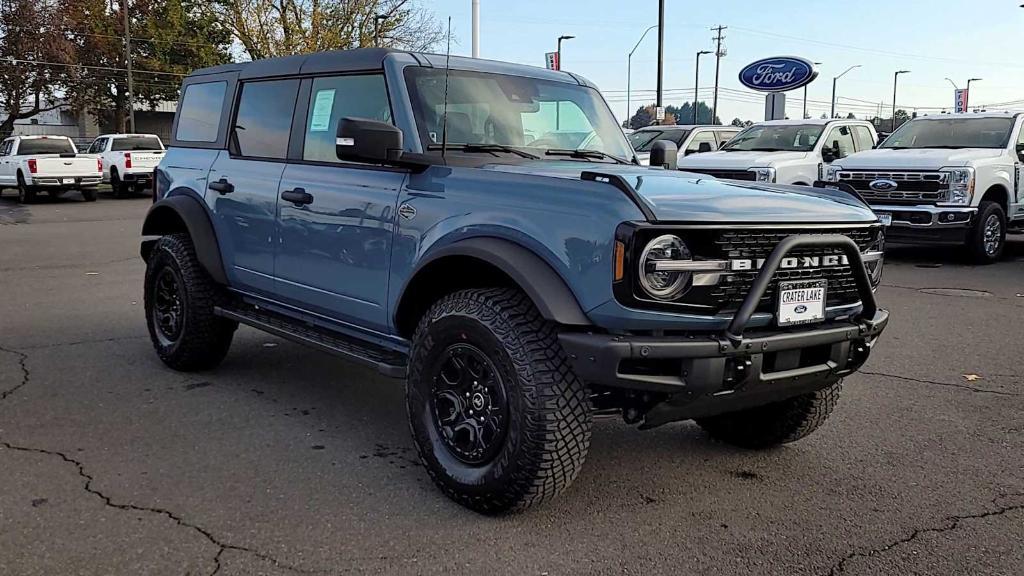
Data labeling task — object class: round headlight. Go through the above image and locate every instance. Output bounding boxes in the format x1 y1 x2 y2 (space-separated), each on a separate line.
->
639 234 692 300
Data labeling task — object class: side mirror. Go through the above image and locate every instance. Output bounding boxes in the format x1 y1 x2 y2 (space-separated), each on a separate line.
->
650 140 678 170
1016 143 1024 160
821 146 837 163
336 117 404 164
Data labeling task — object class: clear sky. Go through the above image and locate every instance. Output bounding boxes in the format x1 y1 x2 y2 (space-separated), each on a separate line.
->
424 0 1024 124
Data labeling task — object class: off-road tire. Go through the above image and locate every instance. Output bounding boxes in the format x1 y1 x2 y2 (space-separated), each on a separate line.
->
80 188 97 202
968 201 1005 264
144 233 236 371
407 288 592 514
696 381 842 449
16 173 36 204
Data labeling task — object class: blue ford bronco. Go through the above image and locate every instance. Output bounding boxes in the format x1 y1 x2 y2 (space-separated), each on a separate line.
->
141 48 888 513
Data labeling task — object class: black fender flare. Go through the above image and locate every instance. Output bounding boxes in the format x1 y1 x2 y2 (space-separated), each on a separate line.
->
140 193 227 285
402 237 592 327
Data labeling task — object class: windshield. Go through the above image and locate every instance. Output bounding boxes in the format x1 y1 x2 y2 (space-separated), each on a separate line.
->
880 117 1014 149
18 138 75 155
628 129 690 152
111 136 163 151
404 67 634 162
721 124 824 152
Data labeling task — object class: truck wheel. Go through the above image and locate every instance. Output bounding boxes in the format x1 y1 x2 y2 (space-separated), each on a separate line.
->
81 188 97 202
144 233 236 371
696 381 842 449
16 174 36 204
967 201 1005 264
407 288 592 514
110 170 128 198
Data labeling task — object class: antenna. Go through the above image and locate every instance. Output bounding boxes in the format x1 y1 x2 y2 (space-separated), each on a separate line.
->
440 16 452 161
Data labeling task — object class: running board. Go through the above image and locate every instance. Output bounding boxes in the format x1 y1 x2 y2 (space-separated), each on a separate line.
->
214 305 407 378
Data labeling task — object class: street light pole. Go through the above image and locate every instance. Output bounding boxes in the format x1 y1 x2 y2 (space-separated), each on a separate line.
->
626 25 658 129
966 78 982 111
374 14 387 46
556 35 574 128
471 0 480 58
831 64 861 119
656 0 665 109
803 61 822 120
694 51 711 124
123 0 135 133
892 70 910 132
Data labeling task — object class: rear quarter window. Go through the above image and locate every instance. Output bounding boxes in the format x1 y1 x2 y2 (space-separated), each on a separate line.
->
176 81 227 143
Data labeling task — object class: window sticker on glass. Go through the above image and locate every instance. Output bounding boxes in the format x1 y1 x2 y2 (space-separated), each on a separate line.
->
310 89 336 132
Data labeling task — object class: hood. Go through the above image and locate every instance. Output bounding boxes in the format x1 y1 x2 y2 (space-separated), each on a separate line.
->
676 150 812 170
837 148 1005 169
479 162 876 223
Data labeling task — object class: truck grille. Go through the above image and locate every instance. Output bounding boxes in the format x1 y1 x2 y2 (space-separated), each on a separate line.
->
709 227 877 313
837 171 947 205
682 169 757 181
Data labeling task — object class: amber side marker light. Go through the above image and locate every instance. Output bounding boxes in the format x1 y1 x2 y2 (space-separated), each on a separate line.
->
614 241 625 281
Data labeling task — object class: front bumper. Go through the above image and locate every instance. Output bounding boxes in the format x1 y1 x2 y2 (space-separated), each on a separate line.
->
872 204 975 245
561 233 889 426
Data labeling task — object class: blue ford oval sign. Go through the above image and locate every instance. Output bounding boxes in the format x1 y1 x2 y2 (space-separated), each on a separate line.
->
739 56 818 92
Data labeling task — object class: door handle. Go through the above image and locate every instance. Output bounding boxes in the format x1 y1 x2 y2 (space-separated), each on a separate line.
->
208 178 234 195
281 188 314 206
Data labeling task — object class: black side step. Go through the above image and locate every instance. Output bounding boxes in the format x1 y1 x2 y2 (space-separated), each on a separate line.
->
215 305 407 378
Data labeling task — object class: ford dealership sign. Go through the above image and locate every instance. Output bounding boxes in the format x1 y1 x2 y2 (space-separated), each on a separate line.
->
739 56 818 92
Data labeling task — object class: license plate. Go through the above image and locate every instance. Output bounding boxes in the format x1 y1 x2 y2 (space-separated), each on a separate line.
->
778 280 827 326
62 178 75 184
876 212 892 226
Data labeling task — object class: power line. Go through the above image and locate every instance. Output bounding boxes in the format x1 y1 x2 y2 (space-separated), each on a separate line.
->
1 58 188 77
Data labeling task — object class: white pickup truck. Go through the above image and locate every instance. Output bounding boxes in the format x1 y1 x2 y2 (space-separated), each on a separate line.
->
826 112 1024 263
0 135 102 203
86 134 165 197
677 118 879 185
628 125 741 166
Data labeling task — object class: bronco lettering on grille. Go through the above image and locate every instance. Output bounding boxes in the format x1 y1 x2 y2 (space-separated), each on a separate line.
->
729 254 850 271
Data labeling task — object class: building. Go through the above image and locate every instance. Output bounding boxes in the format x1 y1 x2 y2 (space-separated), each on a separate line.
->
12 100 177 148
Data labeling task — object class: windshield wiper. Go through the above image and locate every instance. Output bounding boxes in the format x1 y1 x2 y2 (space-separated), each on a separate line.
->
427 143 540 159
545 148 630 164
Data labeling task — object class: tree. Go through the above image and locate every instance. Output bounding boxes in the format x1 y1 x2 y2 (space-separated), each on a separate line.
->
628 101 719 129
846 112 857 119
61 0 232 133
0 1 75 137
628 105 653 129
210 0 444 60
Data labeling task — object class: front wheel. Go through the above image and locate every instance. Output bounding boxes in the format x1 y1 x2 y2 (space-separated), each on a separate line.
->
406 288 592 514
967 201 1005 264
696 381 842 449
144 233 236 371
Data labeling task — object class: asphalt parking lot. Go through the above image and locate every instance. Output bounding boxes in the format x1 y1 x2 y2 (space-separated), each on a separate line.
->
1 190 1022 576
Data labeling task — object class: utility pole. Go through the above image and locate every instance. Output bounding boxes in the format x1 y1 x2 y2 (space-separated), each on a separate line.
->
656 0 665 109
123 0 135 133
471 0 480 58
694 51 711 124
711 25 726 126
374 14 388 46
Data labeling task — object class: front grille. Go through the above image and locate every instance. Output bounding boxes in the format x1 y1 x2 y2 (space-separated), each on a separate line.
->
683 169 757 181
838 171 947 205
708 228 876 313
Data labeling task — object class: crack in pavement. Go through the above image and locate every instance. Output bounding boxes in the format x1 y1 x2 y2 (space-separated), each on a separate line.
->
825 492 1024 575
0 255 138 273
859 370 1021 397
12 334 148 351
0 345 30 401
0 441 322 576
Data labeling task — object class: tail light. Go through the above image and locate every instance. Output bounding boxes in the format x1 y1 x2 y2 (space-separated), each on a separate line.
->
124 153 132 169
153 168 168 203
28 159 37 174
97 158 103 172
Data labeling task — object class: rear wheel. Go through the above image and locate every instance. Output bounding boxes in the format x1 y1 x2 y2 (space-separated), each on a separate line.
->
407 288 592 514
110 169 129 198
967 201 1005 264
16 173 36 204
696 382 842 449
144 233 236 371
81 188 97 202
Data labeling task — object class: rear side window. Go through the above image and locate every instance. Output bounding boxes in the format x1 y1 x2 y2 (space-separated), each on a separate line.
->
852 126 875 151
302 75 392 163
176 81 227 143
17 138 76 155
716 131 738 146
824 125 856 159
112 136 164 151
233 79 299 159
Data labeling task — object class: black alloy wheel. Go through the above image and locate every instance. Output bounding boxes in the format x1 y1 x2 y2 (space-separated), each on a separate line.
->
428 343 509 465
